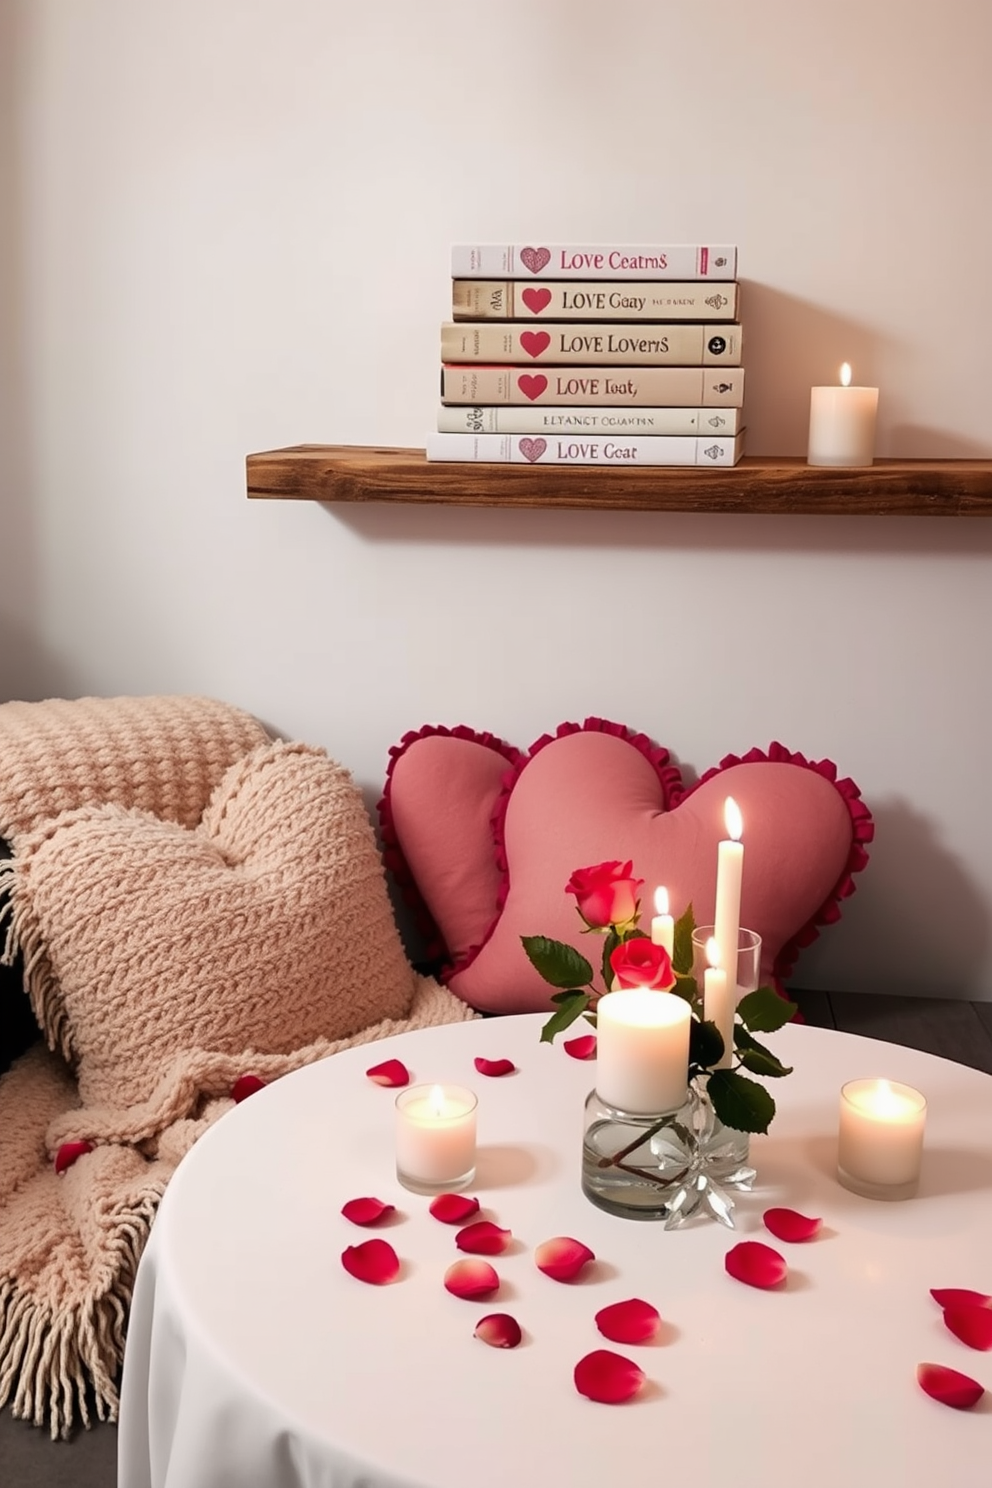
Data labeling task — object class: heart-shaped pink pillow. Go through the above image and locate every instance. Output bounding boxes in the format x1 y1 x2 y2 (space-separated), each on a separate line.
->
380 719 873 1014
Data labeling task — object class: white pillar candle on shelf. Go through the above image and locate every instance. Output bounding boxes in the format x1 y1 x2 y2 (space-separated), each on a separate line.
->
595 989 691 1114
808 363 879 468
650 886 674 957
713 797 744 1001
395 1084 478 1193
703 937 734 1069
837 1078 927 1200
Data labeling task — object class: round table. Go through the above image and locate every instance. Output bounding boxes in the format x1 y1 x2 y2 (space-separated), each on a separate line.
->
118 1014 992 1488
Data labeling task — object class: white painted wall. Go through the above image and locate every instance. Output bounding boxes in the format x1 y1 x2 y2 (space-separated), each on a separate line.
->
2 0 991 996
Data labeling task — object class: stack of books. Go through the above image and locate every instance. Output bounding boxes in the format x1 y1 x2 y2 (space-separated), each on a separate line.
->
427 242 744 468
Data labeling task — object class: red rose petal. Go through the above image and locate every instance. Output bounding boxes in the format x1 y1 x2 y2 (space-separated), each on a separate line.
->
365 1059 410 1087
474 1313 522 1349
564 1034 597 1060
931 1288 992 1310
535 1236 596 1282
595 1298 661 1345
341 1238 400 1285
456 1221 512 1255
231 1074 266 1103
429 1193 481 1225
474 1056 516 1077
724 1241 788 1290
762 1207 822 1243
54 1140 93 1175
341 1197 396 1227
943 1304 992 1351
444 1259 500 1299
574 1349 645 1404
917 1362 985 1409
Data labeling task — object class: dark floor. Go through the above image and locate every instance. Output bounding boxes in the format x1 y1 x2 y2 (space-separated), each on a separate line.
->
3 988 992 1488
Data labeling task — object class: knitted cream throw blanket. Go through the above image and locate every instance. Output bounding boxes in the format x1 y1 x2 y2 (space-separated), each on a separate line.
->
0 696 477 1437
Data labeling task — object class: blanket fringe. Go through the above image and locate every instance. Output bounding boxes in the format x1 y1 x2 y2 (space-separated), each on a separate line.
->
0 1180 163 1438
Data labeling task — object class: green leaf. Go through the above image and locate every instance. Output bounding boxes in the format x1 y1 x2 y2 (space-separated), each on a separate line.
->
671 972 701 1011
539 990 592 1043
689 1017 725 1070
600 928 620 991
733 1025 793 1077
735 985 798 1034
672 901 696 976
706 1068 777 1134
521 935 593 990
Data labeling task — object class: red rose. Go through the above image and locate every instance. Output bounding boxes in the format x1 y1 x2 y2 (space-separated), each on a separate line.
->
565 861 643 929
609 938 675 991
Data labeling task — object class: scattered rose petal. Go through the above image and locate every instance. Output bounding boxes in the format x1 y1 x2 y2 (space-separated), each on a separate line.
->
474 1313 522 1349
429 1193 481 1225
917 1362 985 1409
54 1140 93 1175
762 1207 822 1243
535 1236 595 1282
564 1034 597 1060
456 1221 512 1255
595 1298 661 1345
444 1259 500 1299
341 1197 396 1227
725 1241 788 1290
931 1288 992 1310
231 1074 266 1103
474 1056 516 1077
943 1304 992 1351
365 1059 410 1087
574 1349 645 1404
341 1239 400 1285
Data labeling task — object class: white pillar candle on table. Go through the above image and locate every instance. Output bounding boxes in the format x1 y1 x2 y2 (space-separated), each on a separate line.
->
650 886 674 957
713 797 744 1000
837 1078 926 1199
703 937 734 1069
395 1084 478 1193
595 990 691 1114
808 363 879 467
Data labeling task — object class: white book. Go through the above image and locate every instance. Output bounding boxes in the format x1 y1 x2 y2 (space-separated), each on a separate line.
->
437 405 743 437
451 243 737 280
425 431 745 467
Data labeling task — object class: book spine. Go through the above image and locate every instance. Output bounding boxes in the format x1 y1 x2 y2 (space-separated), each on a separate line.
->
437 405 743 436
441 365 745 407
450 244 737 280
441 322 741 366
452 280 738 322
425 432 744 467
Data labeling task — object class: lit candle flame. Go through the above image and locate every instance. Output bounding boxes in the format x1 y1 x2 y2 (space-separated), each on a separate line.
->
724 796 743 841
428 1084 446 1117
654 886 669 916
705 937 721 969
840 362 852 388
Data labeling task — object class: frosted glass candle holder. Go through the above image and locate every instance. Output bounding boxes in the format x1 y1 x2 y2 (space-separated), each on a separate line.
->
395 1084 477 1194
837 1078 926 1200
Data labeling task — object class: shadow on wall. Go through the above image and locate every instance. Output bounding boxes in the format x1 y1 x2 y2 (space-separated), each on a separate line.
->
738 281 992 460
795 795 989 1000
0 6 51 704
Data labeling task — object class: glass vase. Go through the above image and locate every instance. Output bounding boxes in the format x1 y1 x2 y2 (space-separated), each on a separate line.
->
581 1077 755 1228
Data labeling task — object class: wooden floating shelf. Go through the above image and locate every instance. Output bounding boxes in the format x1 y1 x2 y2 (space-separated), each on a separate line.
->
246 445 992 516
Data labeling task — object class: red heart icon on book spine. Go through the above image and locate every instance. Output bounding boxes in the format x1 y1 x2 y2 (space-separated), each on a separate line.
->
519 331 551 359
518 438 547 464
517 374 548 401
521 287 552 314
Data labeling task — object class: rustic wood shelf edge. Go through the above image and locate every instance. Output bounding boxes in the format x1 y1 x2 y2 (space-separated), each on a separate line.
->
245 446 992 516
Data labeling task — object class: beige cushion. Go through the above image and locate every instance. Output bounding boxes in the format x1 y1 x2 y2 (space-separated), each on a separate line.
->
13 741 418 1111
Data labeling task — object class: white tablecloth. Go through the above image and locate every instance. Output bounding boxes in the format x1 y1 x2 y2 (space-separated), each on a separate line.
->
118 1014 992 1488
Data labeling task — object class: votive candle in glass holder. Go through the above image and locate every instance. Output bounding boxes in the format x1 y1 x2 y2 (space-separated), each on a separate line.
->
837 1078 926 1200
691 926 762 1069
395 1083 478 1194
